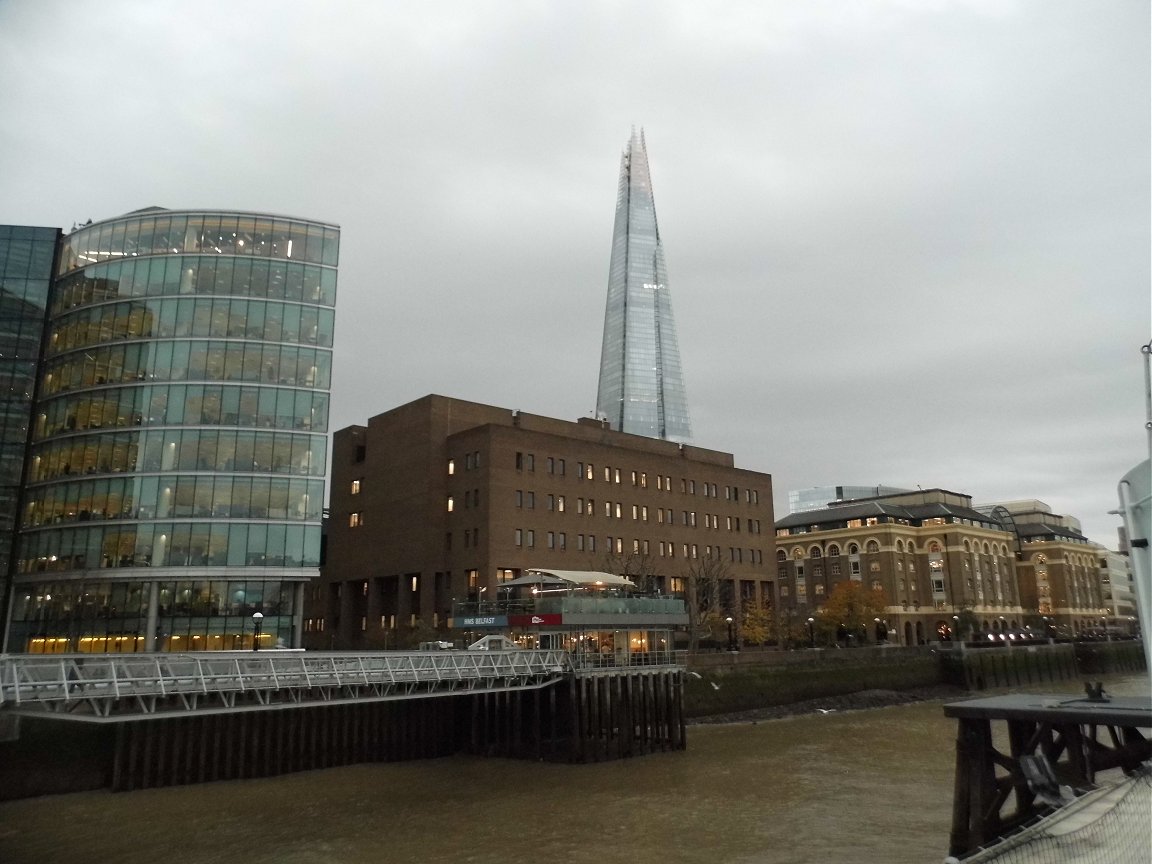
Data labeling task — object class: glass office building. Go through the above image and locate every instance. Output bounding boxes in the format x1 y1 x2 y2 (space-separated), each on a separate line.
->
0 225 60 622
595 130 692 443
5 209 338 653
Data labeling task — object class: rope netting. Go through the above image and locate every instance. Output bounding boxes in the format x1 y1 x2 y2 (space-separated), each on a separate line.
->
958 767 1151 864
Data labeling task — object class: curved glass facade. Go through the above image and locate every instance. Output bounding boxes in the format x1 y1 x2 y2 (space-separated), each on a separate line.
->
8 210 337 653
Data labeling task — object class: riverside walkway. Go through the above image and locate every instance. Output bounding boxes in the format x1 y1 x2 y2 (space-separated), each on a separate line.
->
0 650 581 721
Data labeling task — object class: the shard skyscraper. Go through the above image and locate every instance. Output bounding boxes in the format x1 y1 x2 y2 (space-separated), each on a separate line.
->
595 130 692 442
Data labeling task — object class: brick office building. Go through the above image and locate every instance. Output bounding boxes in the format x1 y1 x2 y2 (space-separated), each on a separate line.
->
304 395 774 649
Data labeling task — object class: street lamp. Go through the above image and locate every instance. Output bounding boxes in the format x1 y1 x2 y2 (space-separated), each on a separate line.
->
807 616 815 649
725 616 735 652
952 615 960 643
874 617 885 645
251 611 264 651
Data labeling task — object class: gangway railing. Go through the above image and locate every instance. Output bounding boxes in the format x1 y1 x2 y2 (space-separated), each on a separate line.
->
0 650 575 722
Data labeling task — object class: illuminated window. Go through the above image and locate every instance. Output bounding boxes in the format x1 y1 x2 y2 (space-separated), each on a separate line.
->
446 497 454 512
349 512 364 527
350 479 361 495
447 459 455 475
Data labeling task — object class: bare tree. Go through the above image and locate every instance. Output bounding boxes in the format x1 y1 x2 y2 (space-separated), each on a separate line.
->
682 554 734 653
599 549 660 592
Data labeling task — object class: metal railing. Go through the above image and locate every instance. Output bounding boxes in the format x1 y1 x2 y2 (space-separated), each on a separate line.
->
0 650 575 721
453 595 687 617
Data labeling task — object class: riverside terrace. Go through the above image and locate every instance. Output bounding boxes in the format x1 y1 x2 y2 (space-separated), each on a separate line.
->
448 568 689 663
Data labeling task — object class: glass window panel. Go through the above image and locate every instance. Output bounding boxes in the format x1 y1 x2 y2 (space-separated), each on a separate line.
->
266 523 287 563
165 258 185 295
195 258 216 294
166 216 188 252
251 217 274 258
250 260 270 298
214 257 235 295
302 525 320 566
321 228 339 266
304 227 325 265
149 217 172 254
246 523 267 565
227 525 248 566
281 304 301 342
121 217 141 259
108 221 127 259
223 342 244 381
316 309 334 347
231 257 252 296
238 388 259 426
266 262 286 300
170 341 190 381
302 266 322 303
244 300 265 339
133 218 157 256
283 263 303 301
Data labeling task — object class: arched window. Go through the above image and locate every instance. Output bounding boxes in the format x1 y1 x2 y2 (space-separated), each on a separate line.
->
809 546 822 559
871 580 882 591
865 540 879 554
982 542 990 555
827 544 841 557
792 547 804 560
848 543 859 555
907 540 916 553
929 541 941 553
895 539 904 553
963 540 971 553
776 549 787 562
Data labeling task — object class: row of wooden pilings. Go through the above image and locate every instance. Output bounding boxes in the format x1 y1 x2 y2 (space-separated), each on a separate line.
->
940 640 1147 692
109 668 685 792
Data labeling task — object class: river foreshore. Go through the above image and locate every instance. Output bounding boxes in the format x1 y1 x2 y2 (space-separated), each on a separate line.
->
687 682 967 724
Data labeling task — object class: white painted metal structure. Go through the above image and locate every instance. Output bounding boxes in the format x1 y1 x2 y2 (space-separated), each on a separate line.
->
0 650 574 722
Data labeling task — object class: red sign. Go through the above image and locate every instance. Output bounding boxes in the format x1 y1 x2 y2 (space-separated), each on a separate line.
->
508 613 563 627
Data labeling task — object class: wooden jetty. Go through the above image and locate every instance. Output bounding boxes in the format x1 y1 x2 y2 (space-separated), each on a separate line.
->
943 691 1152 858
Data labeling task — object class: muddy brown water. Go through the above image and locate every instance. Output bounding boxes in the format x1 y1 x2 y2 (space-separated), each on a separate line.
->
0 674 1146 864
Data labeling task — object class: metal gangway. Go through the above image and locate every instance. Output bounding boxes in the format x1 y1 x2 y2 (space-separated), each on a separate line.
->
0 650 575 722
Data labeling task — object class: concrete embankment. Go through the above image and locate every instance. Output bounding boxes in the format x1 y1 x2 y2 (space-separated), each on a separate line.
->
683 641 1147 719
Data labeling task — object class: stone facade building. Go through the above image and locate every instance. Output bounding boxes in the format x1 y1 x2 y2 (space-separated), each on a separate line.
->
989 500 1110 635
774 488 1025 645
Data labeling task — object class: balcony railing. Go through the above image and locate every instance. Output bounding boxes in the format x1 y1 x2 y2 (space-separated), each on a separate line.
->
453 595 687 618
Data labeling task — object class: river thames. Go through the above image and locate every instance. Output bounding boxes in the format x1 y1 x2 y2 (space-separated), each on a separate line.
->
0 674 1146 864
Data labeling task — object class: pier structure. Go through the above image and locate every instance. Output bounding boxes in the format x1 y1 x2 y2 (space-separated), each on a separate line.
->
944 692 1152 858
0 648 685 795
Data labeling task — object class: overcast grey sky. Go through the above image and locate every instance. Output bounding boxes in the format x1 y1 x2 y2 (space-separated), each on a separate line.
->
1 0 1147 545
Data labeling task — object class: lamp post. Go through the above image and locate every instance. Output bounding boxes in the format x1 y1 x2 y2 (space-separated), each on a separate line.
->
874 617 885 645
725 616 735 652
807 616 815 649
251 611 264 651
952 615 960 644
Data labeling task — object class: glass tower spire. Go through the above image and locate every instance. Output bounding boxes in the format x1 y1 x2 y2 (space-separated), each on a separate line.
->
595 129 691 442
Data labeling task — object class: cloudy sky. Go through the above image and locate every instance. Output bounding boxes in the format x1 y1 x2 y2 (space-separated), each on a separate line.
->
1 0 1147 545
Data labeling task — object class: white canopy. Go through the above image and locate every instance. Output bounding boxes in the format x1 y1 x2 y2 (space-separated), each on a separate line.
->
501 569 636 589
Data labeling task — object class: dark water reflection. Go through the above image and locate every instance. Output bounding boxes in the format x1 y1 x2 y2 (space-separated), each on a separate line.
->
0 675 1146 864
